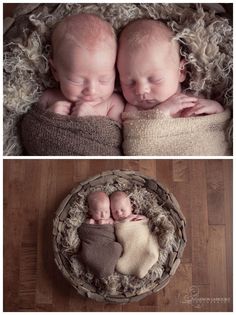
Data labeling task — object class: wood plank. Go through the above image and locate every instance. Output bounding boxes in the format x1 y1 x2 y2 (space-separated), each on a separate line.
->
222 160 233 311
122 159 140 171
157 263 192 311
17 160 41 311
3 207 22 311
73 159 91 182
156 160 173 190
172 160 189 182
3 161 25 311
35 161 55 307
139 159 157 178
190 160 209 285
206 160 225 225
68 289 88 311
208 225 228 311
172 160 191 264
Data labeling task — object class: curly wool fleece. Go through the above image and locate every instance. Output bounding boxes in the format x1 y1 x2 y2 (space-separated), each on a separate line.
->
3 3 232 155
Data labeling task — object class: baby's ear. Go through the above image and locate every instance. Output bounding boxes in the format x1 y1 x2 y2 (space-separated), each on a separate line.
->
49 58 59 81
179 59 186 83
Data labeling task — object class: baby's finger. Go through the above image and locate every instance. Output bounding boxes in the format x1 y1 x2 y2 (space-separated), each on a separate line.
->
180 95 198 103
178 101 197 111
192 107 209 116
180 105 199 117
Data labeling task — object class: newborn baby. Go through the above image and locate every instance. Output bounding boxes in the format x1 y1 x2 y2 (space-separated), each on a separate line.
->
117 19 224 118
40 13 124 122
77 191 122 277
110 191 159 278
86 191 114 225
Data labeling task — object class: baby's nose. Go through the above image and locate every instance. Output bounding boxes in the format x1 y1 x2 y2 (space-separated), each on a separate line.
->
84 82 97 95
116 210 122 217
135 82 150 95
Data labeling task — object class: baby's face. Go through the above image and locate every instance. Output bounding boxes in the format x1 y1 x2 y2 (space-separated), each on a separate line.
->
118 41 185 109
111 197 132 221
89 199 111 221
52 44 116 104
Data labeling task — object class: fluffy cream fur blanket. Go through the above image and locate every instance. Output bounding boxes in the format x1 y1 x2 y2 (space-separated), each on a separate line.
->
122 109 231 156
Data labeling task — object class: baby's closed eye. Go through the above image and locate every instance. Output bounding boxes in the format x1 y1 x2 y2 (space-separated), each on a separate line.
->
148 77 163 84
121 80 135 87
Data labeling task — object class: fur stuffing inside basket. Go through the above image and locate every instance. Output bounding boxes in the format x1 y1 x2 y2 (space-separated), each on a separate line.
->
54 173 180 298
3 3 232 155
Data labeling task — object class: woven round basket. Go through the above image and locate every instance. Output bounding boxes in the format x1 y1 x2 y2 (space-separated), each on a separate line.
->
53 170 187 304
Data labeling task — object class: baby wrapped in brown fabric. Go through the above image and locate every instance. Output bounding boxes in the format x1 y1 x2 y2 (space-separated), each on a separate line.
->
110 191 159 279
77 191 122 278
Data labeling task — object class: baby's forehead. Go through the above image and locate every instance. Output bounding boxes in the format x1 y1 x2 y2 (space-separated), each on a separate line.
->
52 13 116 53
111 192 130 203
88 191 109 203
120 19 176 49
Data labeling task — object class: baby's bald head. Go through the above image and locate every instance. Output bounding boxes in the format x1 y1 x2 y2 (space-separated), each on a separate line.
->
119 19 180 62
52 13 117 62
88 191 109 208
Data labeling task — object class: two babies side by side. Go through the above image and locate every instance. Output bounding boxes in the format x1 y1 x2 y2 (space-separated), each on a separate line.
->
87 190 145 224
40 13 224 122
79 190 159 279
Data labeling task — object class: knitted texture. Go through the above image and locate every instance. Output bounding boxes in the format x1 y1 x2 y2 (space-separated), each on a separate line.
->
77 223 122 278
115 219 159 278
122 109 231 156
21 103 123 156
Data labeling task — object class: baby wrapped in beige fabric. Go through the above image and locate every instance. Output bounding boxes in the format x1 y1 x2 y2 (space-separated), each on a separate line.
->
110 191 159 279
117 19 230 156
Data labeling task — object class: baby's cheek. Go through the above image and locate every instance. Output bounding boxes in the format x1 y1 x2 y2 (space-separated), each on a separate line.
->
122 87 133 102
103 82 115 97
62 84 81 101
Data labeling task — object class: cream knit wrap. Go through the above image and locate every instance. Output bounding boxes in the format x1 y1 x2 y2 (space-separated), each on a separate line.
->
115 219 159 279
122 109 231 156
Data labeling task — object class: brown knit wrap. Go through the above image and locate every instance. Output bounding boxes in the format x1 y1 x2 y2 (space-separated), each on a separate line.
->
78 223 122 278
21 103 123 156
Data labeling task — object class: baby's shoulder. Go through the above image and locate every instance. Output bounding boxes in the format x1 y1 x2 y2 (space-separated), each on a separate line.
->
109 93 125 107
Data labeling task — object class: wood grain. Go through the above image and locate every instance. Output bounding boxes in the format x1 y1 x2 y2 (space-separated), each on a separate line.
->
3 159 232 311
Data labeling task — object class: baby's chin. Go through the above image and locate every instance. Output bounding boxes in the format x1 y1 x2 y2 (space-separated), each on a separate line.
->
133 100 159 110
70 95 109 105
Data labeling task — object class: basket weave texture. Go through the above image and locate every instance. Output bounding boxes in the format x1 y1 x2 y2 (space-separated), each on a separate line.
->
53 170 187 304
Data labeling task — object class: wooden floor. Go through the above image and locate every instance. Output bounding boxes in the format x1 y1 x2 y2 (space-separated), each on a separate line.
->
3 159 233 311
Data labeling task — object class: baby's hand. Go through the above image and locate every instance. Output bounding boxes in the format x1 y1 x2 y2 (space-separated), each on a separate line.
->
98 218 114 225
48 100 72 116
180 99 224 117
71 102 94 117
157 93 198 117
86 218 96 224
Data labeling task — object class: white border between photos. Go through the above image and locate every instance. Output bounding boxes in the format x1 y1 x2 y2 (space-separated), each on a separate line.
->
1 0 235 314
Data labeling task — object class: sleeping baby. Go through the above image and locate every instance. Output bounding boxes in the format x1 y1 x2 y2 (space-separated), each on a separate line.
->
118 19 230 156
118 19 224 117
40 13 124 122
110 191 159 279
77 191 122 277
